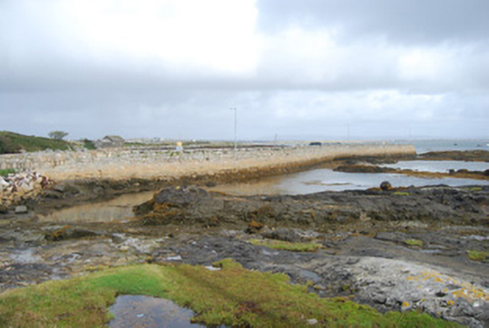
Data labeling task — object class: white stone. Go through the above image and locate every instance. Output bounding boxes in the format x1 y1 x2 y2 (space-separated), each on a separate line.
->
307 319 318 325
15 205 28 214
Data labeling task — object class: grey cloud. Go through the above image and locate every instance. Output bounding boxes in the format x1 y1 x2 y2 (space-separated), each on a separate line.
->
258 0 489 44
0 0 488 141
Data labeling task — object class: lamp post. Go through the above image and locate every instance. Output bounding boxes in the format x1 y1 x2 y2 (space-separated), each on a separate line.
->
230 107 237 150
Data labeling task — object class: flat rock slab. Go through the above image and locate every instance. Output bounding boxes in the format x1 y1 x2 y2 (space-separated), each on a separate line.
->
15 206 28 214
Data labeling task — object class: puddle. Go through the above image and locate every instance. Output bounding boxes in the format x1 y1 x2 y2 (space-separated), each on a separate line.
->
109 295 204 328
38 191 155 223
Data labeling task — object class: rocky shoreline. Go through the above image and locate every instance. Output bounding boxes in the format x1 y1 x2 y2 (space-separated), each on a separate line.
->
0 150 488 327
1 183 488 326
419 150 489 162
334 163 489 181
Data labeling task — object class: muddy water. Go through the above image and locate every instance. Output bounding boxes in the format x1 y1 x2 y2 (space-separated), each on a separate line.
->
37 191 155 223
109 295 204 328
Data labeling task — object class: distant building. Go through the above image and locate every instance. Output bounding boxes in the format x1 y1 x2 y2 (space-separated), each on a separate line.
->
94 135 125 148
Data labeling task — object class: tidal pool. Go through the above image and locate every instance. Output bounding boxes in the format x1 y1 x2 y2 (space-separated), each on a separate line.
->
38 191 155 223
109 295 204 328
209 167 489 196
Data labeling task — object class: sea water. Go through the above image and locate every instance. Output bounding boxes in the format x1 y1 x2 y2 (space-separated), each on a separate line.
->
211 168 488 196
382 160 488 173
396 139 489 154
210 140 489 196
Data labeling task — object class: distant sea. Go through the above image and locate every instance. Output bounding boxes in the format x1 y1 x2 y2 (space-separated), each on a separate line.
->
212 139 489 195
395 139 489 154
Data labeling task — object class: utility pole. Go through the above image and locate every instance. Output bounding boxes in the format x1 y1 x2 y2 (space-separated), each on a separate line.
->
230 107 237 150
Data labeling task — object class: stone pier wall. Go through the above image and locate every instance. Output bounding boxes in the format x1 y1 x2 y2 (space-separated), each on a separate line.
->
1 144 416 181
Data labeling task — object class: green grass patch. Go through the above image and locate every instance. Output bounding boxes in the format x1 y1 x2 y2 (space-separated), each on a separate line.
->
0 131 72 154
463 187 483 192
0 168 15 177
0 261 458 327
81 139 96 150
405 239 424 247
467 250 489 262
393 191 411 196
249 238 323 252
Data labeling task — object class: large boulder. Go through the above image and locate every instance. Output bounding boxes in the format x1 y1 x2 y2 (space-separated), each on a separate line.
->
380 181 392 191
154 186 210 207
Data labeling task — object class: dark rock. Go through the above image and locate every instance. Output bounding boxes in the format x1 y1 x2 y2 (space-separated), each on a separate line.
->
335 165 379 173
246 220 264 234
261 227 301 242
45 226 99 241
43 190 63 199
0 204 8 214
0 263 53 287
374 232 407 243
142 208 185 225
133 199 155 216
380 181 392 191
131 184 489 228
419 150 489 162
154 186 210 207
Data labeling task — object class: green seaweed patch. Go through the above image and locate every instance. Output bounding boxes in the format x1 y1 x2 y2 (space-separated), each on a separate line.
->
405 239 424 247
467 250 489 262
463 187 483 192
393 191 411 196
0 261 457 327
249 238 322 252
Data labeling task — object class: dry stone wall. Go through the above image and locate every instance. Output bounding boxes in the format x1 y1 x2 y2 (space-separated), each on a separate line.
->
1 144 416 181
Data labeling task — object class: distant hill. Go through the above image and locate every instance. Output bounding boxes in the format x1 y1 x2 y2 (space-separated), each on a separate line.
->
0 131 72 154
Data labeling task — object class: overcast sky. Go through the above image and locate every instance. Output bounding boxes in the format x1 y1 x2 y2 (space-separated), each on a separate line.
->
1 0 488 141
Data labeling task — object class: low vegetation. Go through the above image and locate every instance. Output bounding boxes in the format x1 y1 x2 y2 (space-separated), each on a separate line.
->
48 130 69 140
249 238 323 252
0 260 455 327
405 239 424 247
0 168 15 177
467 250 489 262
81 138 96 150
0 131 71 154
393 191 411 196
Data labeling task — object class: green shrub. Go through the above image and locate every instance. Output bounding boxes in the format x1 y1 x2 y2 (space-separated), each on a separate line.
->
0 168 15 177
82 139 96 150
0 131 71 154
0 135 21 154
